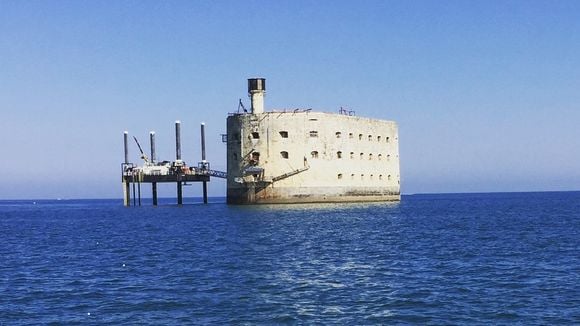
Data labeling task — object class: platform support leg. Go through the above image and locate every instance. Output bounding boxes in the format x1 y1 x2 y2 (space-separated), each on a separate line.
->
177 181 183 205
132 180 136 206
200 122 208 204
137 180 141 206
152 182 158 206
123 180 131 207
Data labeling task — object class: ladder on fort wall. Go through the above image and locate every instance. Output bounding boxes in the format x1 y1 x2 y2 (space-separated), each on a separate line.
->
272 165 310 183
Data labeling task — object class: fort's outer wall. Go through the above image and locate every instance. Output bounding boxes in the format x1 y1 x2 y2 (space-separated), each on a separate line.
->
227 111 400 204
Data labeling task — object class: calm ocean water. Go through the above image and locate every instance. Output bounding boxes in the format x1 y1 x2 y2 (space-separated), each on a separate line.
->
0 192 578 324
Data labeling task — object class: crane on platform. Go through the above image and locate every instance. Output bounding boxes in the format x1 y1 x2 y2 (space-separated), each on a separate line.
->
133 136 150 164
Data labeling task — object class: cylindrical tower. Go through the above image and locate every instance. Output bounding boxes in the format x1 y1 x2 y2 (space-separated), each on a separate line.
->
175 120 181 161
200 123 206 162
123 131 129 163
149 131 156 163
248 78 266 114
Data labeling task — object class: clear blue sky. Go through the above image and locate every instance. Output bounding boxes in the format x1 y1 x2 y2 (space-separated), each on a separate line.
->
1 1 579 199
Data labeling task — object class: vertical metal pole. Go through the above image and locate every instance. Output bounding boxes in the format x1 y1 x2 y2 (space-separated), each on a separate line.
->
177 179 183 205
124 131 129 164
132 175 136 206
137 178 141 206
150 131 156 163
201 123 206 161
201 122 208 204
123 131 131 206
175 121 182 205
150 131 157 206
124 181 131 207
175 120 181 161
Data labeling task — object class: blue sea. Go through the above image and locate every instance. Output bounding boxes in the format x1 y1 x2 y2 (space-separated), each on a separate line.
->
1 192 579 324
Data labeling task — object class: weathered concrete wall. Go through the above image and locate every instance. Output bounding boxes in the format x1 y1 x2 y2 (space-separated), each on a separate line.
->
226 111 400 204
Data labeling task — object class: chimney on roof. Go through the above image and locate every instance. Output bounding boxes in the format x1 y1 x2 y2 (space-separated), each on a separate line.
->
248 78 266 114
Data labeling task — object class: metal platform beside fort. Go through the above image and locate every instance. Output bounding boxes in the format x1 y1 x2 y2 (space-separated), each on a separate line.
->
122 121 226 206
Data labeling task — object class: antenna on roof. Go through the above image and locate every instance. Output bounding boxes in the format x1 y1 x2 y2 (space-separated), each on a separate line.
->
238 98 248 113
